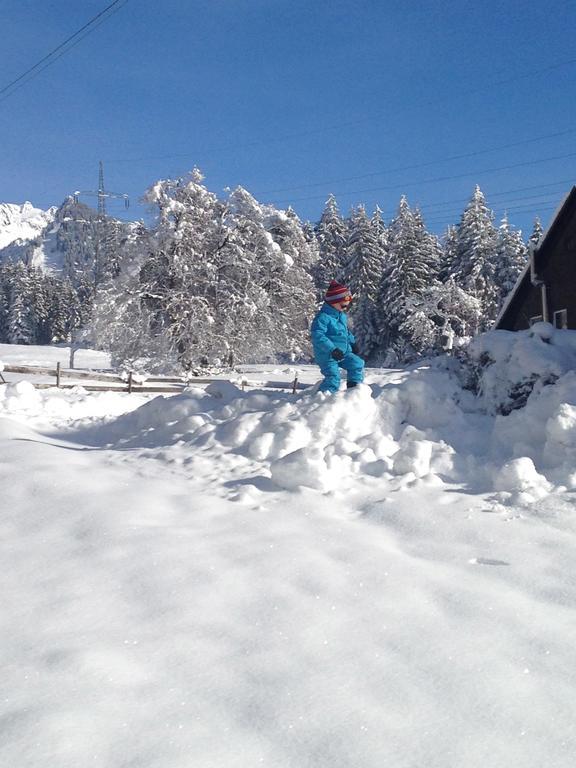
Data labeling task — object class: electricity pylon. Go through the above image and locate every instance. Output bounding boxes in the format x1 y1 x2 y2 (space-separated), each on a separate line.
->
73 161 129 216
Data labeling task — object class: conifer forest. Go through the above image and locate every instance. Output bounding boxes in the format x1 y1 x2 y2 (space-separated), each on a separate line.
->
0 170 541 372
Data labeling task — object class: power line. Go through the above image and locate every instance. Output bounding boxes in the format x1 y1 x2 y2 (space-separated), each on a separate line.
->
269 150 576 206
423 204 558 229
104 53 576 168
359 189 563 230
258 128 576 195
423 197 558 222
412 179 572 211
379 190 565 223
409 187 571 218
0 0 129 103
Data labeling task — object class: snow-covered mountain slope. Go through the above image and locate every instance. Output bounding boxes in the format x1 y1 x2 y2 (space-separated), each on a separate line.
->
1 333 576 768
0 198 131 276
0 201 56 251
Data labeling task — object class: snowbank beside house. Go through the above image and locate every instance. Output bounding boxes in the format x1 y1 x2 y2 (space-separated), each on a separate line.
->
468 321 576 414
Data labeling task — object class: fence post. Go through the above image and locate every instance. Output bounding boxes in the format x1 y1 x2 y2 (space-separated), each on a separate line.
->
56 362 61 388
128 371 133 394
292 375 298 394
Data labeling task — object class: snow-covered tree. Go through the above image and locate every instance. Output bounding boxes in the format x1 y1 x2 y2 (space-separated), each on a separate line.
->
375 197 441 362
493 214 528 309
399 277 482 356
94 171 316 371
341 205 384 358
8 263 34 344
529 217 544 249
47 277 82 342
263 203 317 359
312 194 347 300
449 186 498 330
439 225 458 282
141 170 219 366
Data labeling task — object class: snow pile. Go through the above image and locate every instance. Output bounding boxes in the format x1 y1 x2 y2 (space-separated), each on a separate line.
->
468 323 576 414
493 457 552 504
491 369 576 487
78 372 465 493
462 324 576 497
0 379 150 429
5 326 576 505
42 327 576 505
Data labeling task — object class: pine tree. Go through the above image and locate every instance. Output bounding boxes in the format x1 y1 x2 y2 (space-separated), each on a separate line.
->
450 186 499 330
313 194 347 300
341 205 383 358
8 263 34 344
29 268 51 344
0 265 11 342
146 169 226 368
493 214 528 309
376 197 440 362
439 225 458 282
529 217 544 249
47 277 81 342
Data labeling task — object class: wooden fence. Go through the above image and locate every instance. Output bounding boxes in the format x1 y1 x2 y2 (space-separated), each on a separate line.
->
0 363 308 394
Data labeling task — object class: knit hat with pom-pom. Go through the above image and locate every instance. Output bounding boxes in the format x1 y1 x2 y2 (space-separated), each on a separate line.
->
325 280 351 304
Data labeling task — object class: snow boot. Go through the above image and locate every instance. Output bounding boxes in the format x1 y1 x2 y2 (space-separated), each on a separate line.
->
346 381 358 389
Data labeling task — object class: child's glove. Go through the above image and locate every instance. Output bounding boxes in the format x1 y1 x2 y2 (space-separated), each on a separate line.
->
351 342 360 354
331 348 345 361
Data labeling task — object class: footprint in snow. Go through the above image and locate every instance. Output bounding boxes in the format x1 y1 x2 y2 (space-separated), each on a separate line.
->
469 557 510 567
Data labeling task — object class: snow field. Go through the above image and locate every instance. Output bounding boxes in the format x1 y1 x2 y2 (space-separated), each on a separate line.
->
2 415 575 768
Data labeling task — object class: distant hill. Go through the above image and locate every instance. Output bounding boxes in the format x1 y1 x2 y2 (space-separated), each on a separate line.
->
0 198 132 283
0 202 57 256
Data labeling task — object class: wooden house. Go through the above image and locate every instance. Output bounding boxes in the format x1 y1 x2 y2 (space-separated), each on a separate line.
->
495 186 576 331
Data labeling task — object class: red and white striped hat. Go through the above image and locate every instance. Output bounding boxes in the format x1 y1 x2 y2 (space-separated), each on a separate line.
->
325 280 351 305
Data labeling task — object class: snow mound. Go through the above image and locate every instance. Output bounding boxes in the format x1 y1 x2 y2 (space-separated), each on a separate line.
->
77 370 466 493
493 457 552 504
468 324 576 414
85 335 576 501
6 326 576 504
0 379 150 428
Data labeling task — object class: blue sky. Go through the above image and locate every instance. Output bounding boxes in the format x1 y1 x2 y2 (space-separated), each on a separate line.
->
1 0 576 236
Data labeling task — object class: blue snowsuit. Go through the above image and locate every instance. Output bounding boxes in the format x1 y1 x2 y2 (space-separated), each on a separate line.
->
311 303 365 392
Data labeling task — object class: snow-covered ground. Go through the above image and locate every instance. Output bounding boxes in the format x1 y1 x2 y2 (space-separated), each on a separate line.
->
1 333 576 768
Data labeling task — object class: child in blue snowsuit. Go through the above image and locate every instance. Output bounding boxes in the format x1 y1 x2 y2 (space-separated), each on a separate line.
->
311 280 365 392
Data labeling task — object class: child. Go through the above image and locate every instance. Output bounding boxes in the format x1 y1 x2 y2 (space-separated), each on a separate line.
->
311 280 365 392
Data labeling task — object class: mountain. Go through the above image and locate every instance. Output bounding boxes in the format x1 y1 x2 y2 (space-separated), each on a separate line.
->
0 202 57 254
0 199 132 282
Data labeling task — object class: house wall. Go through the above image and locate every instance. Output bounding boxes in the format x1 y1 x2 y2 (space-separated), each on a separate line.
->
496 190 576 331
501 283 543 331
538 214 576 329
